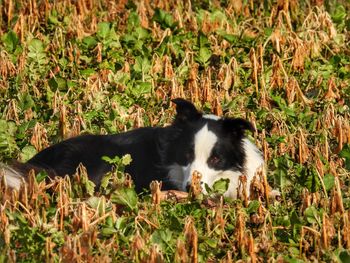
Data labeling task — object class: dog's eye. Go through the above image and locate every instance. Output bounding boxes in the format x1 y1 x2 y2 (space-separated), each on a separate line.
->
208 155 220 166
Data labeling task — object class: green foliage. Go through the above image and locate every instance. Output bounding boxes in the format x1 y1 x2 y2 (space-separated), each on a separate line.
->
0 120 19 160
110 187 138 212
340 144 350 171
153 8 178 30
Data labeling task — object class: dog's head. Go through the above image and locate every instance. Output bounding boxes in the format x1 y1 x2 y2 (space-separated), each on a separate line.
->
166 98 263 198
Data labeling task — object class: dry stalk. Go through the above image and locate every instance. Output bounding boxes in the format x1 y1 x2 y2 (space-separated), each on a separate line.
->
343 211 350 249
164 55 174 79
330 176 344 214
135 214 159 230
249 48 258 94
175 239 189 263
148 244 164 263
248 231 257 263
131 230 146 261
150 180 162 210
215 196 225 237
184 217 198 263
335 117 344 154
298 128 309 164
202 68 212 104
59 103 69 139
321 213 335 249
323 77 340 101
188 63 199 102
270 55 285 89
236 211 246 254
136 0 150 28
249 175 263 201
218 64 232 91
238 174 248 206
189 170 202 199
261 129 269 162
5 99 20 124
30 122 49 152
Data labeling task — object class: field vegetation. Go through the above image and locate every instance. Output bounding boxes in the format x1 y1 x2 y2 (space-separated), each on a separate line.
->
0 0 350 262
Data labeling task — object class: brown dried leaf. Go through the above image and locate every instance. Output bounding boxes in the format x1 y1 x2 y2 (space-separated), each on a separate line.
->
190 170 202 199
174 239 189 263
184 217 198 263
150 180 162 206
30 122 49 152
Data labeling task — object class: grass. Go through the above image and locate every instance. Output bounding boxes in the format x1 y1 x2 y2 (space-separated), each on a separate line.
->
0 0 350 262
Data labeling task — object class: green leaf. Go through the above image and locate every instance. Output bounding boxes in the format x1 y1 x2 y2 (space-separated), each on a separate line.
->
151 229 173 251
246 200 260 214
35 171 48 183
195 47 212 67
101 226 117 237
323 173 335 191
19 93 35 111
133 56 151 74
212 178 230 195
1 30 19 52
283 256 304 263
99 172 113 192
127 11 140 29
331 5 347 24
102 155 121 165
290 210 302 226
20 145 37 162
339 250 350 263
130 82 152 97
111 188 138 212
80 68 96 77
82 36 97 49
303 168 320 193
48 14 59 25
72 170 96 197
205 238 217 248
48 77 67 91
220 33 238 44
304 206 321 225
97 22 111 39
28 39 46 63
339 144 350 170
0 120 19 157
153 8 177 29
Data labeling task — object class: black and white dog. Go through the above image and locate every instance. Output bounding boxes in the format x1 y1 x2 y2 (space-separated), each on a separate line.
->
1 98 264 198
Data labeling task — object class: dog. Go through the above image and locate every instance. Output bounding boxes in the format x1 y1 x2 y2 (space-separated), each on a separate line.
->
1 98 264 198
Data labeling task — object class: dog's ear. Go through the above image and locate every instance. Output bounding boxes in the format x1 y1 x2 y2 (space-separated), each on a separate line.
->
222 118 255 137
172 98 202 123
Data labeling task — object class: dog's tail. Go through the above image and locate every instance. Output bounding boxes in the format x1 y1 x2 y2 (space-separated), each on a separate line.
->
0 162 27 190
0 161 45 190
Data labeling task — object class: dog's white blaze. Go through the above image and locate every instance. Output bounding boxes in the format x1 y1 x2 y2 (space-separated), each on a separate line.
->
183 124 219 191
0 164 23 190
194 125 217 163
